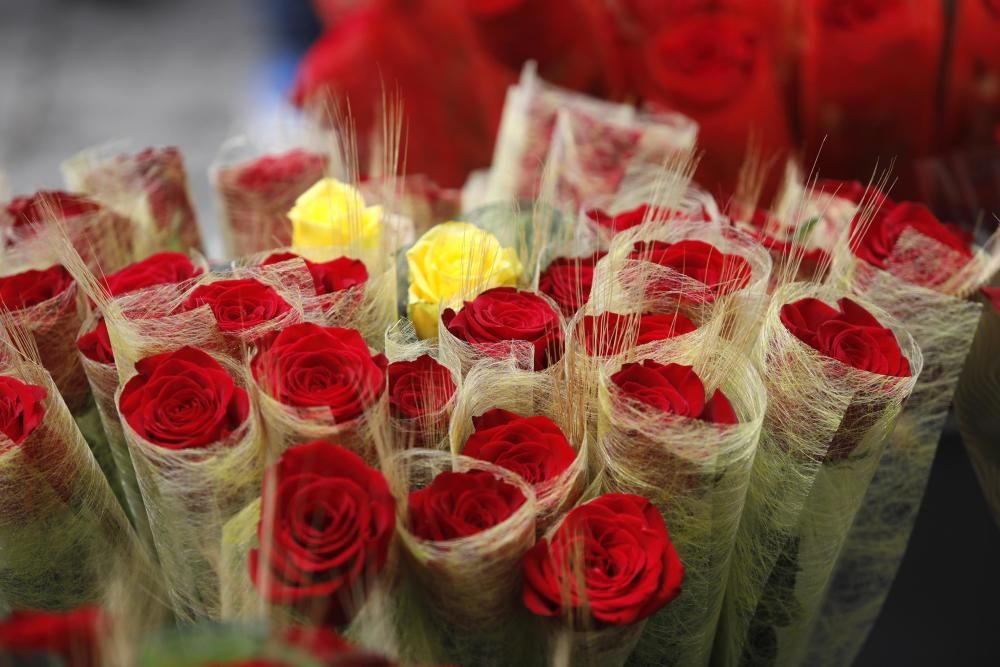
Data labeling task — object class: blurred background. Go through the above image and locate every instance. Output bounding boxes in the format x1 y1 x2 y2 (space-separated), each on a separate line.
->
1 0 998 664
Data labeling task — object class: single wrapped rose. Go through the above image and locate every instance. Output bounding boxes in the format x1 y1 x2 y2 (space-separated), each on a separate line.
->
248 441 395 626
0 606 105 667
118 345 260 621
522 493 683 666
628 239 753 306
101 251 202 300
406 221 522 339
251 323 387 460
538 251 606 317
719 284 919 667
262 251 368 296
214 148 328 256
850 201 973 290
2 190 133 272
1 349 138 610
735 206 831 282
1 264 88 413
461 408 575 493
440 287 564 373
801 0 942 193
387 354 457 449
63 145 202 255
181 277 297 349
408 469 527 542
636 12 792 198
289 178 382 251
577 311 696 358
610 360 738 424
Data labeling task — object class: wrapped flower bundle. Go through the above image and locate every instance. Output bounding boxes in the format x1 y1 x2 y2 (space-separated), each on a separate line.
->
3 75 999 667
63 143 202 255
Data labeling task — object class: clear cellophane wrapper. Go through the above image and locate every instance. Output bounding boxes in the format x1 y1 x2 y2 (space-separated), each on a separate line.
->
384 319 459 451
716 281 921 667
449 359 588 533
955 295 1000 529
386 450 539 666
0 340 138 610
595 325 765 667
239 245 398 353
486 63 697 203
803 231 994 667
211 135 331 257
62 142 202 255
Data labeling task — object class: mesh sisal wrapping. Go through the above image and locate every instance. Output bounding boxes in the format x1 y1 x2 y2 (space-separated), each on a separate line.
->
388 449 538 666
803 235 987 667
595 328 765 667
0 339 138 610
716 282 921 667
955 296 1000 529
448 360 587 532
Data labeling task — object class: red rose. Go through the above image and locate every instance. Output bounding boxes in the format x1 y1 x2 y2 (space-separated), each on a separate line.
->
4 190 100 230
0 606 104 667
801 0 942 194
610 360 738 424
234 149 328 199
263 252 369 296
0 376 47 447
0 265 74 312
249 441 395 625
252 323 387 423
637 13 791 198
118 346 250 450
441 287 565 371
101 251 201 297
181 278 293 335
780 297 911 377
578 311 696 357
851 201 972 271
739 208 831 280
77 318 114 365
408 469 527 541
538 251 606 317
386 354 456 420
629 239 752 302
462 408 575 487
521 493 683 626
292 1 513 187
586 204 708 236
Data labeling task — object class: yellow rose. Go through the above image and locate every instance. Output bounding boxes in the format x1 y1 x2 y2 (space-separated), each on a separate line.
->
406 221 522 338
290 178 382 251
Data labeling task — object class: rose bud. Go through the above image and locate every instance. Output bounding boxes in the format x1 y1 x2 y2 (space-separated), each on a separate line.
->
262 252 368 296
441 287 564 372
181 278 295 345
1 265 88 413
577 311 696 358
0 606 106 667
780 297 911 378
119 346 250 450
629 240 752 304
611 360 738 425
522 493 684 626
408 469 528 542
249 441 395 627
214 148 328 256
386 354 457 448
538 251 606 317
